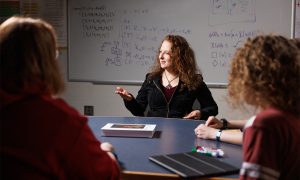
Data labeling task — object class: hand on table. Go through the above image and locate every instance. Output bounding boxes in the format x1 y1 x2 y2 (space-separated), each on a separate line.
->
101 142 117 161
194 124 217 140
205 116 223 128
183 110 201 120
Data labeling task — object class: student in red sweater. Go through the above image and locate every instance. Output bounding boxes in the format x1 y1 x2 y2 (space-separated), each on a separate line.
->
0 16 120 179
195 38 300 147
228 35 299 179
196 35 300 179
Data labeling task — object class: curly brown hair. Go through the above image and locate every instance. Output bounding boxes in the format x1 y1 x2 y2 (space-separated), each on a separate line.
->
148 34 203 91
0 16 64 94
228 34 300 115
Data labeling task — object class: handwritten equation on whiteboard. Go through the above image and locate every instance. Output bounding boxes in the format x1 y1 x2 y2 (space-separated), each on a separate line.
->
208 0 258 68
209 0 256 26
71 0 258 70
72 5 191 68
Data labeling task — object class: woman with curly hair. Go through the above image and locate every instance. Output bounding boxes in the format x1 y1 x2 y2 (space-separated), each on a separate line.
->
226 34 300 179
195 38 300 147
115 34 218 120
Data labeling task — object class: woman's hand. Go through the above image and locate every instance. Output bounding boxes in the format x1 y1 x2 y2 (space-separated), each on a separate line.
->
115 86 133 101
183 110 201 120
205 116 223 128
194 124 217 140
101 142 117 161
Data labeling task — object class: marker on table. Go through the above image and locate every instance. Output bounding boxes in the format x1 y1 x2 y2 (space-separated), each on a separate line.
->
192 146 224 157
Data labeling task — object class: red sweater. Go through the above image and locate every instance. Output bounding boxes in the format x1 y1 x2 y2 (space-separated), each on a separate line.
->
0 85 120 179
240 107 300 179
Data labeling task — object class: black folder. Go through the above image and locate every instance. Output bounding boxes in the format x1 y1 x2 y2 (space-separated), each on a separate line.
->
149 152 240 178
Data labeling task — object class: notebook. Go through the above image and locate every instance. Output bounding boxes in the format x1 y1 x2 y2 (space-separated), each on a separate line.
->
149 152 240 178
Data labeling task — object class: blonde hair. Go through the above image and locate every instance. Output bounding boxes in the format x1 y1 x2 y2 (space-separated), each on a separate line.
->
148 34 202 91
228 34 300 115
0 16 64 94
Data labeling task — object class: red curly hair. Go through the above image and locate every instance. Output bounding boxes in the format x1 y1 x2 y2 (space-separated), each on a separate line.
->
228 35 300 115
148 34 202 91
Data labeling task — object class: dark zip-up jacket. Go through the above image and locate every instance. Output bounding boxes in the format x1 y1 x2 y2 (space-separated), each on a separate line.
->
124 74 218 120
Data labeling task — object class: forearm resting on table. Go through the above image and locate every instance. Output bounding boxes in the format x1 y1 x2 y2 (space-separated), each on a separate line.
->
220 129 243 145
227 120 246 129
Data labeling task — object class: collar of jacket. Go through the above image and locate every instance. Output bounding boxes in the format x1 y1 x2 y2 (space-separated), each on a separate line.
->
151 74 183 90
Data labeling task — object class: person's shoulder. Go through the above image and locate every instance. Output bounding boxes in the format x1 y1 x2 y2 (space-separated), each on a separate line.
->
194 74 204 83
257 107 286 120
145 73 152 81
197 77 208 89
195 74 203 78
41 95 87 124
251 107 293 128
146 72 161 82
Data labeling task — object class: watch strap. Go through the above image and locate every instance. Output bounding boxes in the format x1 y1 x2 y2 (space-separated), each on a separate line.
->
220 118 228 130
216 129 222 141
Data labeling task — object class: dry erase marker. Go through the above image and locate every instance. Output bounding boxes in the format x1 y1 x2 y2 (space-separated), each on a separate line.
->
192 146 224 158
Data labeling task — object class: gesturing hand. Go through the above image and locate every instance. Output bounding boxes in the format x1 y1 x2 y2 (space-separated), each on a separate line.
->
115 86 133 101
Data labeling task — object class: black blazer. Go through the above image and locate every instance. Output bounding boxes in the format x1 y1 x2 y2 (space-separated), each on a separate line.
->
124 74 218 120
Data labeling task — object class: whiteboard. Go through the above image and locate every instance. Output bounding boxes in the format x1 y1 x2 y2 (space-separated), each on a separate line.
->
68 0 293 86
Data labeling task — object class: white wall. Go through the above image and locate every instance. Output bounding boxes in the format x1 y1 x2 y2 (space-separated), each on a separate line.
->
58 49 255 120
